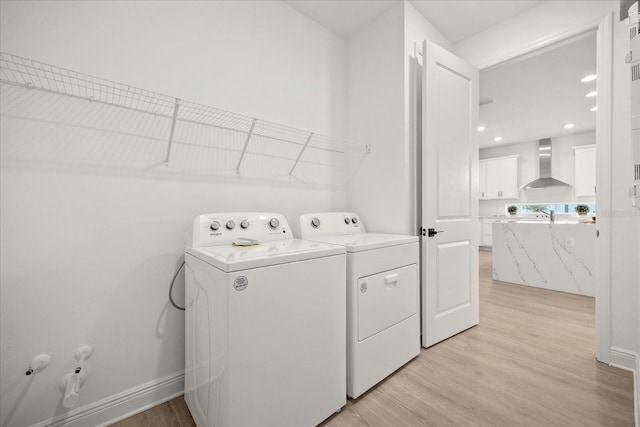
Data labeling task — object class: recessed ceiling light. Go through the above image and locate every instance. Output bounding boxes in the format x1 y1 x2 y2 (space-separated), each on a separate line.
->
477 126 486 132
590 106 597 112
564 123 575 129
494 136 502 142
581 74 597 82
586 90 597 97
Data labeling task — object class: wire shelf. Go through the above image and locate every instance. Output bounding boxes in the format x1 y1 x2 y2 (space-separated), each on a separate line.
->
0 52 369 186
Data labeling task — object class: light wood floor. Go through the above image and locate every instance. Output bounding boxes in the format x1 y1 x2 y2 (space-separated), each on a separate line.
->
111 250 634 427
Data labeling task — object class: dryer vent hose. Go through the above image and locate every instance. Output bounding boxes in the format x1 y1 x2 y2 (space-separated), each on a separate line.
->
169 261 186 311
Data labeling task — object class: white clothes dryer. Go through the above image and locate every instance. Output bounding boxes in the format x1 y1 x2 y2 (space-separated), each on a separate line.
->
184 212 346 427
299 212 420 399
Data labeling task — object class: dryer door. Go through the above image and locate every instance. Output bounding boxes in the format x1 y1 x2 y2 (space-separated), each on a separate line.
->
357 264 418 341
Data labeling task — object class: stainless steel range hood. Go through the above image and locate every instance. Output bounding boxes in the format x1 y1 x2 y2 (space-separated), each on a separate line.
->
522 138 571 189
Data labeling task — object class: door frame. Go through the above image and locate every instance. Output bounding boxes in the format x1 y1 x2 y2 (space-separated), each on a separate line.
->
474 13 614 363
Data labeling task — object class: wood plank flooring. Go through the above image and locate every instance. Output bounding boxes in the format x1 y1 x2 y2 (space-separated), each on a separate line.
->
111 250 634 426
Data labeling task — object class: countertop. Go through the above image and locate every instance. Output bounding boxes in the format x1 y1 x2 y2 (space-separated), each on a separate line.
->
481 215 595 225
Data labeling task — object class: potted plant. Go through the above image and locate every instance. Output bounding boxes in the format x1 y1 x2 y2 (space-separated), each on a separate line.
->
507 205 518 216
575 204 590 216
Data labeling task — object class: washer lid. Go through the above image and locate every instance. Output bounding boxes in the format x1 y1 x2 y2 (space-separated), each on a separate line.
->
185 239 345 272
305 233 418 252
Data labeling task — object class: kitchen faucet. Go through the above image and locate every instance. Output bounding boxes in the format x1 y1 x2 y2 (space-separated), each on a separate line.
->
536 208 555 222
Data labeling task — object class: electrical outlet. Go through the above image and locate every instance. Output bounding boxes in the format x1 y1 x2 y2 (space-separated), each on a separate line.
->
564 236 575 247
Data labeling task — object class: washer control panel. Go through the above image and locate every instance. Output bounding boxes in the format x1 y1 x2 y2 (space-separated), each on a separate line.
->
189 212 291 247
299 212 365 237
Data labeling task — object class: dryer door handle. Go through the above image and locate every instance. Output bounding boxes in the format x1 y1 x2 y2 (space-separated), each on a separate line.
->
384 273 399 287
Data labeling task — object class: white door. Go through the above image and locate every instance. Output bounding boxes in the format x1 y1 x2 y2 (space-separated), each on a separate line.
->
421 40 479 348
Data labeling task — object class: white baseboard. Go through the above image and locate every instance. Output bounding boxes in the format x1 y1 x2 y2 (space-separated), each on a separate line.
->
32 371 185 427
635 354 639 427
610 346 637 371
612 348 640 427
603 348 638 426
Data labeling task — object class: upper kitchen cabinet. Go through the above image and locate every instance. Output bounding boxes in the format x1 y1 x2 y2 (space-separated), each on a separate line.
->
573 145 596 197
479 160 487 200
479 155 519 200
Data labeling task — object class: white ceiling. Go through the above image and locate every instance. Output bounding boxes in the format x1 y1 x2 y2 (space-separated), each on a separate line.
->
284 0 400 38
479 32 597 149
409 0 544 44
284 0 544 42
284 0 595 149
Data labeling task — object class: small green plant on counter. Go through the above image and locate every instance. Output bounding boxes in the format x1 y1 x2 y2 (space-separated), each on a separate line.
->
507 205 518 215
575 204 590 215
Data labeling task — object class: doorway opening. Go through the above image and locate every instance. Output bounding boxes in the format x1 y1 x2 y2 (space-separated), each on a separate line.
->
475 15 613 363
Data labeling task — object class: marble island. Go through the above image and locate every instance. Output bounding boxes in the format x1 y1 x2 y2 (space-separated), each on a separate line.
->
492 222 596 297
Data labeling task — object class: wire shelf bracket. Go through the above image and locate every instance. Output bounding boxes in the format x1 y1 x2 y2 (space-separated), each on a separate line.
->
289 132 314 176
236 118 257 172
164 98 181 166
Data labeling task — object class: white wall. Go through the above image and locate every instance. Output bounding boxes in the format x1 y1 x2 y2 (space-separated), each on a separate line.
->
346 3 406 234
0 1 349 426
346 0 453 235
403 2 455 232
479 132 596 215
458 0 639 366
0 1 346 134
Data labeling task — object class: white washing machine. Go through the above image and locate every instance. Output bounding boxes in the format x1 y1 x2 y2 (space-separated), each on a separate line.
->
184 212 346 427
299 212 420 399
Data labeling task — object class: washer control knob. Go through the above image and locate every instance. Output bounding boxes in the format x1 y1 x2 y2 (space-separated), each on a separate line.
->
269 217 280 229
210 221 220 231
352 217 358 224
240 220 250 229
311 218 321 228
226 220 235 230
344 217 351 224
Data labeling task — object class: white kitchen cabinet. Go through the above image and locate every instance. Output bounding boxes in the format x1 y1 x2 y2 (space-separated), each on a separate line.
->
574 145 596 197
479 161 487 200
481 219 494 246
479 156 519 199
479 217 508 247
